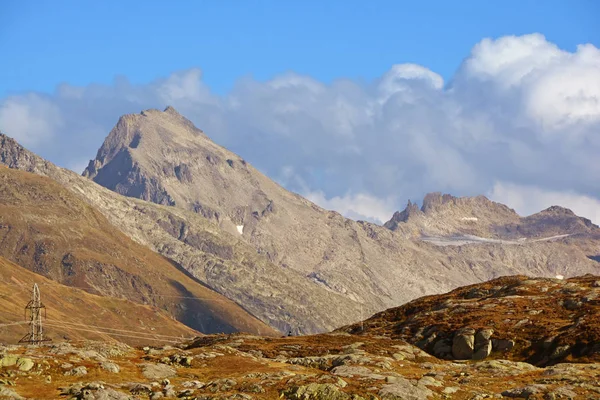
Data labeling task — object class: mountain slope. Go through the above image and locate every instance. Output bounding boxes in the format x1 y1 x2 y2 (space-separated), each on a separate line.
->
0 133 355 334
0 166 275 336
0 255 198 345
79 107 600 327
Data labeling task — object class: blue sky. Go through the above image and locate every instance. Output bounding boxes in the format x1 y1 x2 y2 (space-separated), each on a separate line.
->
1 0 598 97
1 1 600 224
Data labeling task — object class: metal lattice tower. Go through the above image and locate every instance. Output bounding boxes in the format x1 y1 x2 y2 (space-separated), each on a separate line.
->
19 283 50 345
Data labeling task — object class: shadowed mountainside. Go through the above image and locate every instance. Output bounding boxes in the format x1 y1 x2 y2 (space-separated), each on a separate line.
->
0 166 275 336
0 255 198 345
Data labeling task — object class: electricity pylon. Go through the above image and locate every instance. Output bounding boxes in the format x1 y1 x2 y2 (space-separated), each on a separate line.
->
19 283 50 345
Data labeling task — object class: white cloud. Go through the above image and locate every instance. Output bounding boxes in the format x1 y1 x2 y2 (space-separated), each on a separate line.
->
378 64 444 103
463 34 563 87
305 191 397 224
489 182 600 225
0 94 63 147
0 34 599 224
524 43 600 132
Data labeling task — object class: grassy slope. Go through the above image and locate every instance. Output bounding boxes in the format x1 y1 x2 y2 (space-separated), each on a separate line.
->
0 167 277 337
0 255 198 346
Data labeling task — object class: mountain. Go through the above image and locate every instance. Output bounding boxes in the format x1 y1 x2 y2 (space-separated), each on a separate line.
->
78 107 600 329
0 166 275 336
339 274 600 366
385 192 599 241
0 254 198 345
0 133 354 334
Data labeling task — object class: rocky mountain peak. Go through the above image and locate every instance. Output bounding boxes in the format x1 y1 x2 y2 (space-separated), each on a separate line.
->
540 205 576 216
383 200 423 230
385 192 521 238
420 192 459 213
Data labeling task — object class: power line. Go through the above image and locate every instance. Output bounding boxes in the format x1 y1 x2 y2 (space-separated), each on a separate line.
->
0 321 28 328
45 319 191 340
1 295 196 342
0 280 236 302
43 323 182 343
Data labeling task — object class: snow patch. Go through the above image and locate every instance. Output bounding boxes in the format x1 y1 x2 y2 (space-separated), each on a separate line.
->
236 225 244 235
461 217 479 222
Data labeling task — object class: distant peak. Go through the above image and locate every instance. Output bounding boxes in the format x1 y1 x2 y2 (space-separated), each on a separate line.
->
164 105 181 115
540 206 576 216
421 192 458 213
383 200 423 230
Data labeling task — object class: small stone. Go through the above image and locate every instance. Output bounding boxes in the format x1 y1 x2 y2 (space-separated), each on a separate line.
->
336 378 348 388
64 366 87 377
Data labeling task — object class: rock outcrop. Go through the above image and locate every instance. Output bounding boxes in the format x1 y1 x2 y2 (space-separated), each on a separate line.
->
340 275 600 366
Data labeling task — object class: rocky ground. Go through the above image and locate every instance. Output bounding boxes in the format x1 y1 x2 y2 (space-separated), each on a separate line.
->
0 332 599 399
1 275 599 399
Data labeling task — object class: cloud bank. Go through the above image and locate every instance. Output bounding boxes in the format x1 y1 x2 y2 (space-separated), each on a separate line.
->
1 34 599 224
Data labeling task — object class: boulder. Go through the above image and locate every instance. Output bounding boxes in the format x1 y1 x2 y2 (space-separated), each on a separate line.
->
432 339 452 358
0 387 23 400
502 384 546 398
492 339 515 352
1 355 19 367
64 366 88 377
472 329 494 360
475 328 494 342
472 340 492 360
452 328 475 359
100 362 120 373
16 358 34 372
379 378 434 400
140 363 176 380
